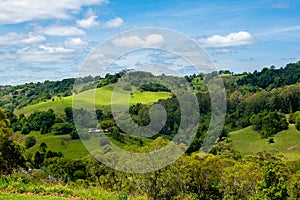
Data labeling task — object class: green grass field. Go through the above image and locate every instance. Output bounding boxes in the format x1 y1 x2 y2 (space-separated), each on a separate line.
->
229 124 300 160
14 130 152 159
16 85 170 115
14 131 88 159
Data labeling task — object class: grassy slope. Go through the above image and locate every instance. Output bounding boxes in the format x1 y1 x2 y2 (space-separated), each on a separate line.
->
14 131 89 159
16 84 170 115
13 84 169 159
14 130 152 159
229 124 300 160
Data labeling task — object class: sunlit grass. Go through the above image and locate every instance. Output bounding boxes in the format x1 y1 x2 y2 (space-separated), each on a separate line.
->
230 124 300 160
16 84 170 115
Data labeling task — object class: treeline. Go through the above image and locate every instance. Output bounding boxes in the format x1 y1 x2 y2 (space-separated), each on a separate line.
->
177 62 300 140
225 82 300 136
238 62 300 89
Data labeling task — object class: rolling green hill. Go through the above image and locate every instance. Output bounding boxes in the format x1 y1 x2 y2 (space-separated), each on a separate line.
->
16 84 170 115
14 130 152 159
229 124 300 160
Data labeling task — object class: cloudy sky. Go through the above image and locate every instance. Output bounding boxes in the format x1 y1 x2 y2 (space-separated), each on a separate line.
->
0 0 300 85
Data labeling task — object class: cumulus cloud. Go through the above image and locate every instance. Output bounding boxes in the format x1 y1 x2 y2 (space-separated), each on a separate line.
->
112 34 164 48
40 26 86 36
102 17 124 29
12 45 75 64
0 32 45 45
0 0 108 25
198 31 255 48
64 38 88 48
39 45 74 53
76 16 99 29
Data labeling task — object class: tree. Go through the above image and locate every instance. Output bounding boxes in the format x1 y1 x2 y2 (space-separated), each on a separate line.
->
251 112 288 138
21 125 30 135
70 129 79 140
34 151 45 168
256 162 289 199
64 107 73 123
289 170 300 199
25 136 37 149
294 112 300 131
99 119 116 130
221 162 262 199
52 122 74 135
39 142 47 152
0 109 26 174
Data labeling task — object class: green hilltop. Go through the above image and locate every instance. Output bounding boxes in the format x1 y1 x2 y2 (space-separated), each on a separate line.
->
15 84 170 115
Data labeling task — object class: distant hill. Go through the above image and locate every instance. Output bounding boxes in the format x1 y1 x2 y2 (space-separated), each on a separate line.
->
15 84 171 115
0 76 100 111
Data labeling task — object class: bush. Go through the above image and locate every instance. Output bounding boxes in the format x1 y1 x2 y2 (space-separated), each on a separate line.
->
52 122 74 135
25 136 37 149
70 129 79 140
21 126 30 135
99 119 115 130
268 138 275 143
296 116 300 131
251 111 288 138
118 192 128 200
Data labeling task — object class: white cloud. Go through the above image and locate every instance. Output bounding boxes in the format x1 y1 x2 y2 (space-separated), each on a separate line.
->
145 34 164 47
41 26 86 36
39 45 74 53
0 32 45 45
103 17 124 29
64 38 88 48
262 26 300 35
198 31 255 48
0 0 108 25
76 16 99 29
112 34 164 48
13 45 75 63
112 35 144 48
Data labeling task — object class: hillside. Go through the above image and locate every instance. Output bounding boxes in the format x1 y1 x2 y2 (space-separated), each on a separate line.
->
229 124 300 160
16 84 171 115
13 130 152 159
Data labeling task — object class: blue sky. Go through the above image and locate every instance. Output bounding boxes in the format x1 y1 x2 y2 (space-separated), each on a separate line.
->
0 0 300 85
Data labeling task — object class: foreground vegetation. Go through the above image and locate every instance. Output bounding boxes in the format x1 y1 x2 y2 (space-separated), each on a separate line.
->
2 62 300 199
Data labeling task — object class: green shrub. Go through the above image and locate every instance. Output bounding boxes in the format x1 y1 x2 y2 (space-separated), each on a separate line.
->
25 136 37 149
52 122 74 135
268 138 275 143
118 192 128 200
296 116 300 131
21 125 30 135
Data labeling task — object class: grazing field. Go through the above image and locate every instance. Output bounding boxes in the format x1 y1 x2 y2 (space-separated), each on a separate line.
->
229 124 300 160
16 84 170 115
14 130 152 159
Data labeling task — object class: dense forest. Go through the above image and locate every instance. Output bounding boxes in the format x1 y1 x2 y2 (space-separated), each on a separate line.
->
2 62 300 199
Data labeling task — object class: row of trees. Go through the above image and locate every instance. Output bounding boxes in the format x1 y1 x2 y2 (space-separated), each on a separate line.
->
238 62 300 89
